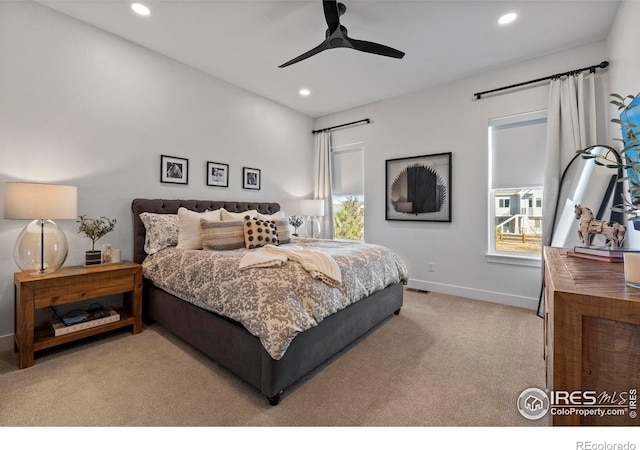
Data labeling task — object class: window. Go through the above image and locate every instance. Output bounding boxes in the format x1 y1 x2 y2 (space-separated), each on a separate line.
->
331 144 364 240
489 111 546 259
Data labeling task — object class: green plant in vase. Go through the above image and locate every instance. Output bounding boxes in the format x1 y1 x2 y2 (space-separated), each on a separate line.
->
288 215 304 237
77 215 117 265
578 92 640 219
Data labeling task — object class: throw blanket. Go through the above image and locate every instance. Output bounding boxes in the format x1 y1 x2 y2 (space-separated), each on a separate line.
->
143 239 408 360
239 244 342 287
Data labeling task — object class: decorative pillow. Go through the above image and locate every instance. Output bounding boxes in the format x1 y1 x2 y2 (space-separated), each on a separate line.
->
139 213 178 255
220 208 258 221
274 219 291 244
177 207 221 250
257 211 285 221
243 218 279 249
201 220 245 251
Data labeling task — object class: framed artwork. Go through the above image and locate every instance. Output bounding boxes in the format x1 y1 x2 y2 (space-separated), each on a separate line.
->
207 161 229 187
243 167 261 190
385 152 451 222
161 155 188 185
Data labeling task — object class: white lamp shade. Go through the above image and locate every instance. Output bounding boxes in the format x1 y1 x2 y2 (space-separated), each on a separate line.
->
300 199 325 217
4 182 77 220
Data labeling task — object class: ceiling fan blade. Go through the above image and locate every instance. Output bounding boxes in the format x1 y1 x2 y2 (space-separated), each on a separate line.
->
348 38 405 59
323 0 341 33
278 40 331 68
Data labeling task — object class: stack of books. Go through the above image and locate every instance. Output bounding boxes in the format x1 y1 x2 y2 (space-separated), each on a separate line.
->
49 307 120 336
567 246 640 263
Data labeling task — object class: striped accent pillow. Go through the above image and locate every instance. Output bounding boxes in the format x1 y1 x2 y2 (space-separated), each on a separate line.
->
274 219 291 244
201 219 245 251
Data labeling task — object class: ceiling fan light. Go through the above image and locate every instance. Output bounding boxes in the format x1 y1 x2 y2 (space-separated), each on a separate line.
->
131 3 151 17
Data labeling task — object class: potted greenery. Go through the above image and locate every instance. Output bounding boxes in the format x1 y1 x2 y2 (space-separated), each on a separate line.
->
578 92 640 219
288 215 304 237
77 215 117 265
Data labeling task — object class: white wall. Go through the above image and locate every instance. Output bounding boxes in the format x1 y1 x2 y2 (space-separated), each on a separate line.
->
607 0 640 248
0 2 314 344
314 42 610 310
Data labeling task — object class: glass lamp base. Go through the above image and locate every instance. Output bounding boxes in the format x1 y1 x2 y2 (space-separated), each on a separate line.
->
305 216 321 239
14 219 69 275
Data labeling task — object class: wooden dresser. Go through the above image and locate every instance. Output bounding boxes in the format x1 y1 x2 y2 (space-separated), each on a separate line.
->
543 246 640 426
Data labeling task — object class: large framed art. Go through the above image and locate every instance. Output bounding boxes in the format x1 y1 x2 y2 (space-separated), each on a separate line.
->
385 152 451 222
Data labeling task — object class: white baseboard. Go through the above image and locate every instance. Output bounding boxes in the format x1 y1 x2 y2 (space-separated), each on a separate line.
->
0 333 14 352
407 278 539 310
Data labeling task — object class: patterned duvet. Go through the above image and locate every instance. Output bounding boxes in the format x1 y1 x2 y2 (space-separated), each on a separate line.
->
142 239 408 360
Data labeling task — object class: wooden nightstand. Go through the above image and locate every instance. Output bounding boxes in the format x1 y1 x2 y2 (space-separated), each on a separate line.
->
14 261 143 369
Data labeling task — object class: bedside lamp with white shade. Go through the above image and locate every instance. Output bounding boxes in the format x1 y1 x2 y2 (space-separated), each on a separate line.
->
4 182 78 275
300 199 325 239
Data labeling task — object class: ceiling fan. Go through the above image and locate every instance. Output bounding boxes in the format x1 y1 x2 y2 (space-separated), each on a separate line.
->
278 0 405 68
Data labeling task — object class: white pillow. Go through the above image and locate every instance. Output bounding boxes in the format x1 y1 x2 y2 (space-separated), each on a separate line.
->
257 211 285 221
177 207 221 250
220 208 258 221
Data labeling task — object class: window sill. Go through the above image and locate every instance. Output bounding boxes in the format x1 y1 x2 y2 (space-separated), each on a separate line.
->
485 252 541 267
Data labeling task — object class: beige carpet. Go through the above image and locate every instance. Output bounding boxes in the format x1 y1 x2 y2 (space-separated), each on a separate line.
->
0 288 550 427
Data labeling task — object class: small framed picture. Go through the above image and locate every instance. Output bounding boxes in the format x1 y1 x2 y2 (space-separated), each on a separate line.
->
161 155 189 184
243 167 261 190
207 161 229 187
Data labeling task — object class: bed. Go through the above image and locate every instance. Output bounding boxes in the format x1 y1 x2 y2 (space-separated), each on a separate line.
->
132 198 407 405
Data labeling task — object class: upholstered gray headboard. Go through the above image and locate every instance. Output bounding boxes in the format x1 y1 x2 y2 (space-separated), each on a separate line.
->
131 199 281 264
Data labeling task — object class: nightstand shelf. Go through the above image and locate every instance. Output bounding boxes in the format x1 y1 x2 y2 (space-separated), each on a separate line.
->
32 308 135 351
14 261 143 368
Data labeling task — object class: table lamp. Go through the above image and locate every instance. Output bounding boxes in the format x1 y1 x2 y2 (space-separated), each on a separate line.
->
4 182 78 275
300 199 325 239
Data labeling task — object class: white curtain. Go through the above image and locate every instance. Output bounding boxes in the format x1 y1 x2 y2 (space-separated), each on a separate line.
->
542 72 598 247
313 131 335 239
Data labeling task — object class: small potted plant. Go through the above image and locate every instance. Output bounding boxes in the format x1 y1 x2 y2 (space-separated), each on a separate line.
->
77 215 117 265
288 215 304 237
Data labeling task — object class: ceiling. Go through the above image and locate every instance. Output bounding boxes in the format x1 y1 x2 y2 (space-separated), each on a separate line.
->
38 0 621 118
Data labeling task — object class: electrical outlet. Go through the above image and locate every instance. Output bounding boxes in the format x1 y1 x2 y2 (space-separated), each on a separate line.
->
428 262 435 272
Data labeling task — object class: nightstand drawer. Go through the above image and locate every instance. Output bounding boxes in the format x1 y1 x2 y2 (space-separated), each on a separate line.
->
33 274 135 308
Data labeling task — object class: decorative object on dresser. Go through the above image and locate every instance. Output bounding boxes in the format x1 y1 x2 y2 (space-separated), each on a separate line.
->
76 215 117 266
160 154 189 184
385 152 451 222
288 214 303 237
299 199 324 239
567 245 640 263
3 182 78 276
543 247 640 426
242 167 261 190
206 161 229 187
574 204 626 249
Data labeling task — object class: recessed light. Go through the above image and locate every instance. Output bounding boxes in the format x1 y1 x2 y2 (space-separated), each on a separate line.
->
498 12 517 25
131 3 151 16
299 88 311 96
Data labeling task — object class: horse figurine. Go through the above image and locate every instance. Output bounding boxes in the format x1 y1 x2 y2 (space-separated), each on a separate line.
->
574 204 627 249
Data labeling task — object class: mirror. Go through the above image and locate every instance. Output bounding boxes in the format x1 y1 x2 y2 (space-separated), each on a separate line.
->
550 145 623 249
539 145 622 317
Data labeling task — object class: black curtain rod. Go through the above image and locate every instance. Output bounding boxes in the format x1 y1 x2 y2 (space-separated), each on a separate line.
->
312 118 370 134
473 61 609 100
